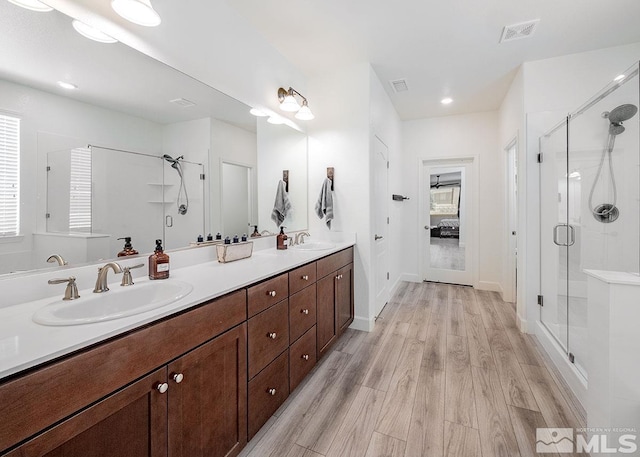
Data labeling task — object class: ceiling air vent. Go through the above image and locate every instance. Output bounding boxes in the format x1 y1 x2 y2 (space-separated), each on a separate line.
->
500 19 539 43
170 98 196 108
390 79 408 93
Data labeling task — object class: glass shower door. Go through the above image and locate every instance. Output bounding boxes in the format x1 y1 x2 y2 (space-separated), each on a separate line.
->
539 118 570 355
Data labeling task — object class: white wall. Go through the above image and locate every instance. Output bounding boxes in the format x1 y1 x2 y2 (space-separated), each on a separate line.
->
402 111 503 291
307 62 372 330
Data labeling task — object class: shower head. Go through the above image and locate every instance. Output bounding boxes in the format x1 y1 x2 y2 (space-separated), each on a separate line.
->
607 104 638 125
609 123 626 135
162 154 184 170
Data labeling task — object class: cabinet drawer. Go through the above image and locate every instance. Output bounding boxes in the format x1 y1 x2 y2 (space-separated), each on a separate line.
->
247 273 289 317
289 326 316 393
317 247 353 279
289 284 316 343
248 350 289 440
248 299 289 379
289 262 316 295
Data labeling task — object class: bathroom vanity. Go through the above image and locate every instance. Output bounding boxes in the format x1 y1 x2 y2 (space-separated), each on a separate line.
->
0 244 354 457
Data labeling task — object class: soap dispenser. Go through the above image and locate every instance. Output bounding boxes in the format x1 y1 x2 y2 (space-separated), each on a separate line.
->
251 225 261 237
276 227 288 250
148 239 170 280
117 237 139 257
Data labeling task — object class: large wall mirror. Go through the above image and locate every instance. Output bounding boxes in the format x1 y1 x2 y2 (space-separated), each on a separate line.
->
0 3 308 276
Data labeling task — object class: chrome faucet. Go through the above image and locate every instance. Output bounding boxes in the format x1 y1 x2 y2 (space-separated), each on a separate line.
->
47 254 68 266
93 262 123 293
121 263 144 287
292 231 311 246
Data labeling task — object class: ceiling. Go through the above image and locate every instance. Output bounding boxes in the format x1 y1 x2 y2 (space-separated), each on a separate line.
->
225 0 640 120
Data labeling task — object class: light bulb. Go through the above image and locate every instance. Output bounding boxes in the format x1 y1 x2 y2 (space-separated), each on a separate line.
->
280 94 300 112
441 97 453 105
295 101 314 120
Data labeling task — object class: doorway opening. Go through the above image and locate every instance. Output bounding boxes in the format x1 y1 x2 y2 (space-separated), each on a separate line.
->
506 139 518 303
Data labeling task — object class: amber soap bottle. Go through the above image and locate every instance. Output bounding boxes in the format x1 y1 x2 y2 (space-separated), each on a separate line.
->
149 239 170 280
117 236 139 257
276 227 288 250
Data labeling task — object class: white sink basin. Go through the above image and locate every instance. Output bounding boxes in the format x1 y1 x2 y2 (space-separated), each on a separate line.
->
33 279 193 326
293 242 336 251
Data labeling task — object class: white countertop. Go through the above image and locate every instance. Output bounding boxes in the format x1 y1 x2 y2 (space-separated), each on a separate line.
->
584 269 640 286
0 239 355 380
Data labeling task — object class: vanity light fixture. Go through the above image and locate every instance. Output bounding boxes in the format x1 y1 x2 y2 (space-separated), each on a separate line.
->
72 19 118 44
57 81 78 90
441 97 453 105
277 87 314 120
111 0 161 27
249 108 268 117
7 0 53 12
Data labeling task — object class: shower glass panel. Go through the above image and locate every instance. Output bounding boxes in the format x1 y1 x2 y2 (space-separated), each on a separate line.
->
539 117 569 355
540 61 640 382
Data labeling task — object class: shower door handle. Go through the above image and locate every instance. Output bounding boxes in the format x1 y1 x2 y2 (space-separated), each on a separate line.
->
553 224 568 246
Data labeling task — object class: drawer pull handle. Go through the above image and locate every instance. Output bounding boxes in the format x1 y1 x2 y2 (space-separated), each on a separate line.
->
172 373 184 384
267 388 277 396
268 332 277 339
267 290 277 297
302 275 309 281
302 354 310 361
156 382 169 394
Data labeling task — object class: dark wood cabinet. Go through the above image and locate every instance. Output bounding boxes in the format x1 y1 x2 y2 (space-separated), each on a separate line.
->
168 324 247 457
6 368 168 457
289 326 317 392
247 273 288 317
248 299 289 379
289 284 316 342
316 248 354 359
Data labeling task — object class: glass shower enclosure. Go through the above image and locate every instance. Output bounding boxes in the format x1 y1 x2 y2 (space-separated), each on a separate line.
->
539 62 640 381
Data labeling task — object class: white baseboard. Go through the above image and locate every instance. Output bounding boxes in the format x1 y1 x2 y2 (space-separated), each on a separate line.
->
476 281 504 295
518 316 528 333
535 321 587 407
350 315 374 332
400 273 420 283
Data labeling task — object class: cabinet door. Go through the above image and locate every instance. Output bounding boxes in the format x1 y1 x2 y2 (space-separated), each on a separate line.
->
6 368 168 457
316 273 336 359
336 263 354 334
167 324 247 457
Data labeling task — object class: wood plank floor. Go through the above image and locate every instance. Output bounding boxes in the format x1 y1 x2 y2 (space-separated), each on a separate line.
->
240 282 586 457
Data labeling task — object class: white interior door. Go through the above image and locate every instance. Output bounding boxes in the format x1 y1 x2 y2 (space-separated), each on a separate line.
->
421 160 473 285
373 136 389 315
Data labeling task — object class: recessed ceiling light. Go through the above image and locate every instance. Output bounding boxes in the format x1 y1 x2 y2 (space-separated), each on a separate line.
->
441 97 453 105
250 108 268 117
614 74 626 82
6 0 53 12
57 81 78 90
111 0 161 27
72 20 118 44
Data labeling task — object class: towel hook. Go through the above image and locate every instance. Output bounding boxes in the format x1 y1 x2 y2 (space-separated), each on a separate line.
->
283 170 289 192
327 167 334 191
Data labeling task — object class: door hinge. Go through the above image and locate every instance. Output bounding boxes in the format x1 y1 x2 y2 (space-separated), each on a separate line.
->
45 213 50 219
537 295 543 306
46 166 51 172
200 173 205 180
386 161 389 169
537 153 543 163
387 272 389 280
568 352 575 363
387 217 389 224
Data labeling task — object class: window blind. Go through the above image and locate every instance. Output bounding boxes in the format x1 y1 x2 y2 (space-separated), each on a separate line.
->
69 147 92 232
0 114 20 236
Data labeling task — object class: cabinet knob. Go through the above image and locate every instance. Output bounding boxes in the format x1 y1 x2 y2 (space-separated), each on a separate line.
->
302 354 309 361
301 309 309 315
172 372 184 384
336 274 343 280
267 388 277 396
267 290 277 297
156 382 169 394
268 332 277 339
301 275 309 281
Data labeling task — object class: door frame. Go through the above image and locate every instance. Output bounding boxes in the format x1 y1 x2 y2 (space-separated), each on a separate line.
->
418 156 478 287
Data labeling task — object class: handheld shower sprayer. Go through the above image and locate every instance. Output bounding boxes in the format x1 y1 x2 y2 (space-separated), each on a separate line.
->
162 154 189 215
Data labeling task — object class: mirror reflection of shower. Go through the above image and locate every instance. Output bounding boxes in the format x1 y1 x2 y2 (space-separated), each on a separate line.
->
163 154 189 215
589 103 638 223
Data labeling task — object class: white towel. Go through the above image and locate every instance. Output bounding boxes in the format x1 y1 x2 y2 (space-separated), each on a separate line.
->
315 178 334 229
271 180 292 227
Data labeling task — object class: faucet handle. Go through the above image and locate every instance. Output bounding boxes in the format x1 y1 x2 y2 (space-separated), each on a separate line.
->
121 263 144 287
48 277 80 300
